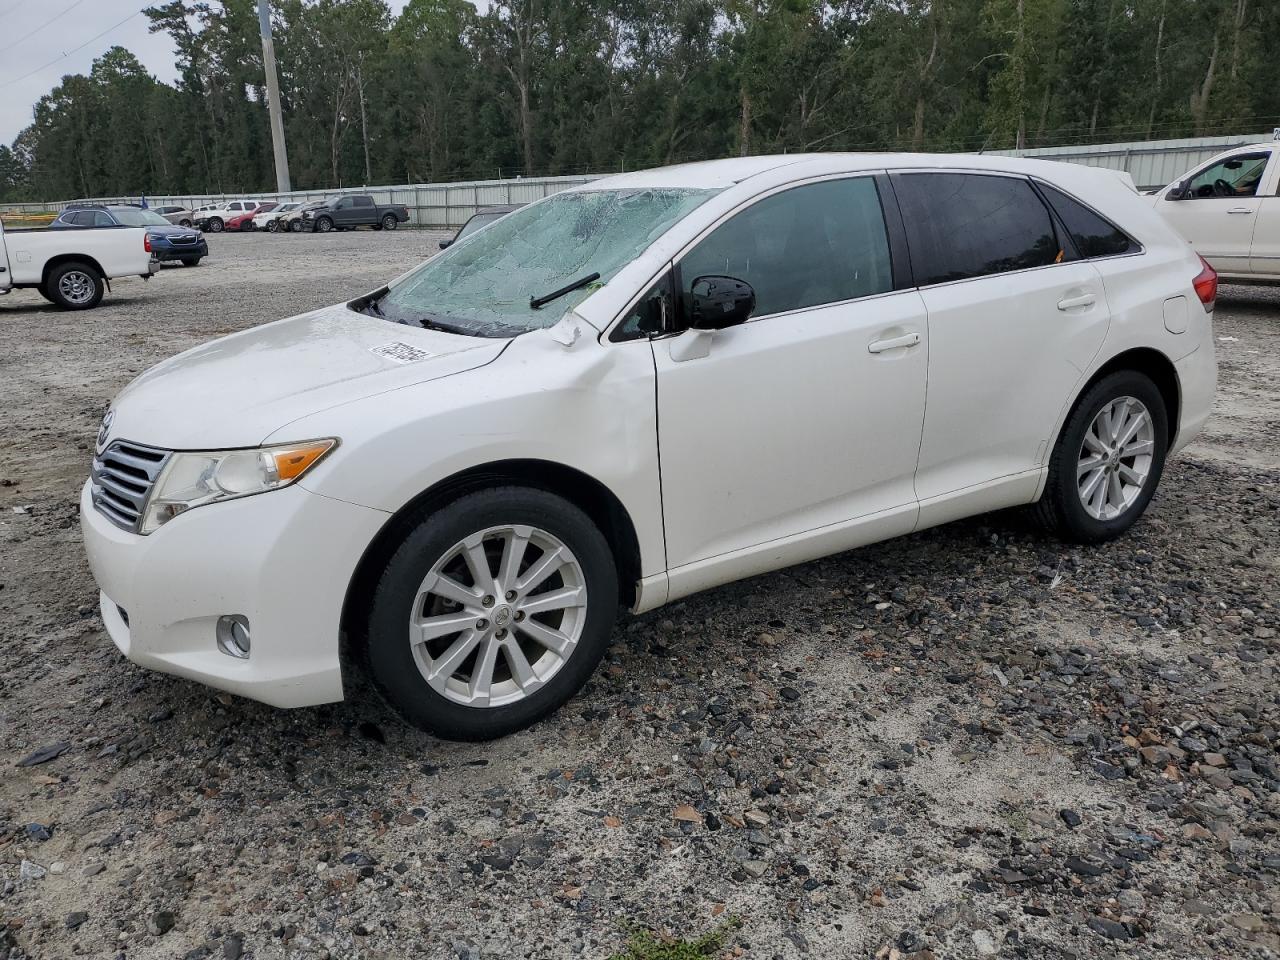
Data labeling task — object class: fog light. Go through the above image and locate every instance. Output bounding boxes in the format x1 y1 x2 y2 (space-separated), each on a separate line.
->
216 615 251 659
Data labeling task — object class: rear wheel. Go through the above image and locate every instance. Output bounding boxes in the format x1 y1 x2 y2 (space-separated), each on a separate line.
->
181 257 201 267
289 220 303 233
179 218 192 227
381 214 398 231
266 220 278 233
1033 370 1168 543
364 487 618 741
46 261 105 310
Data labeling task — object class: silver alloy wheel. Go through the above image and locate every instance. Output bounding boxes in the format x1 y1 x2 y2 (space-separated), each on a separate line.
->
57 270 95 305
409 524 588 708
1077 396 1155 521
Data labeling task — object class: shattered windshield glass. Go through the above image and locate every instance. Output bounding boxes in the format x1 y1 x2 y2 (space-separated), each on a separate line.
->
373 188 720 337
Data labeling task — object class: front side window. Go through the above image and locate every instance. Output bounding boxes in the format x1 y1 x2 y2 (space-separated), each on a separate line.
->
678 177 893 318
896 173 1060 286
1186 153 1269 199
1037 182 1136 258
376 188 719 337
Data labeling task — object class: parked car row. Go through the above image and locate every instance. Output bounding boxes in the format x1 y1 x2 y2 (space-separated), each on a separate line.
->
51 204 208 267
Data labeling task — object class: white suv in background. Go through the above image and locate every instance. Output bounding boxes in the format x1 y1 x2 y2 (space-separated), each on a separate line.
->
196 199 263 233
1152 133 1279 284
81 154 1217 741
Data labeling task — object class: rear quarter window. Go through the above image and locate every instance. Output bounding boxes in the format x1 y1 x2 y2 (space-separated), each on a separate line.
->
894 172 1062 286
1036 182 1137 258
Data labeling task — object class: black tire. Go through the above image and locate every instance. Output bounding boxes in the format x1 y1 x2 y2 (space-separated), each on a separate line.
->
266 220 278 233
181 257 201 267
206 217 224 233
45 261 104 310
36 282 56 304
381 214 398 231
1033 370 1168 543
316 216 334 233
179 218 192 227
364 486 618 741
289 219 303 233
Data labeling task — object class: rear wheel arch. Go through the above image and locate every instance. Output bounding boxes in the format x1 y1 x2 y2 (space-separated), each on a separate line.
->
339 459 643 672
41 253 106 289
1079 347 1181 447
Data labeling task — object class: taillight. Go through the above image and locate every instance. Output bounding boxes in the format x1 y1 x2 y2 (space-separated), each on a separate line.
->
144 233 152 253
1193 255 1217 311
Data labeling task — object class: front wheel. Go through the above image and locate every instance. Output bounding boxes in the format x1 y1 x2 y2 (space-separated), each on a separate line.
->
1033 370 1168 543
266 220 278 233
381 214 398 231
179 218 192 227
364 487 618 741
206 217 224 233
46 261 104 310
315 216 333 233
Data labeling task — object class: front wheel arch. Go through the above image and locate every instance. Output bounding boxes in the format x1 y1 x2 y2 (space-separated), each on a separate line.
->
339 459 643 675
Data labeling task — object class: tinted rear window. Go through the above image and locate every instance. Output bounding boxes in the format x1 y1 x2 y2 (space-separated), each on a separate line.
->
895 173 1061 286
1037 182 1135 258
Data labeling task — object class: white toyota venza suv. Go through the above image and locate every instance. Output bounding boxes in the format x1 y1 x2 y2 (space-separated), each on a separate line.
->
82 154 1218 740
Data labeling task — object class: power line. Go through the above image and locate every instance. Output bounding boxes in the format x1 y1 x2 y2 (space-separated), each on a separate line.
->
0 9 142 90
0 0 92 55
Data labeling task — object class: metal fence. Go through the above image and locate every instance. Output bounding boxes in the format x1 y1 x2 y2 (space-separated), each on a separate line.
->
3 130 1275 224
0 174 605 229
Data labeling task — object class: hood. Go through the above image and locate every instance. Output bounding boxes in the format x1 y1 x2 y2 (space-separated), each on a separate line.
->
106 302 508 449
145 223 199 237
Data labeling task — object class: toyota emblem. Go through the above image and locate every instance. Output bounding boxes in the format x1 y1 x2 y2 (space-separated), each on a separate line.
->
96 409 115 451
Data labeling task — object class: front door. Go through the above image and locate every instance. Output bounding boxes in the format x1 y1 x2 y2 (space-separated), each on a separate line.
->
653 176 928 572
1155 149 1273 275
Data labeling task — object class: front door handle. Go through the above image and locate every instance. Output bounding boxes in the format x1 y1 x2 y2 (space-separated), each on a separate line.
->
1057 292 1097 311
867 332 920 354
1227 207 1254 215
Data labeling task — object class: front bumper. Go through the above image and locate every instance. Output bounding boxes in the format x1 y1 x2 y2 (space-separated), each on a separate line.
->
150 239 209 261
80 479 387 708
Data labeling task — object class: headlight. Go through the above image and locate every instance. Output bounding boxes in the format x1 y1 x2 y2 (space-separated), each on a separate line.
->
140 439 336 534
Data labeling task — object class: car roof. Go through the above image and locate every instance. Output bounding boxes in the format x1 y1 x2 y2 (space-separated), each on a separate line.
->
574 151 1149 192
473 205 522 216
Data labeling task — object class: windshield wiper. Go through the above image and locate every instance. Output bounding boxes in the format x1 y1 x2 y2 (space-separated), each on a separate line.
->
530 272 600 310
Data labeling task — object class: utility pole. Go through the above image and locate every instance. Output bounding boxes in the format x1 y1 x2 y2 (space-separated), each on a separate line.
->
257 0 291 193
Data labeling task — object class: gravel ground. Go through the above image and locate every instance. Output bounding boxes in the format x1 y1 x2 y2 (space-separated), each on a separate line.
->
1 231 1278 960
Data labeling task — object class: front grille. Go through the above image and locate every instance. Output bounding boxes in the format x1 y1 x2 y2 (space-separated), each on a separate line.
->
169 234 198 245
90 440 170 532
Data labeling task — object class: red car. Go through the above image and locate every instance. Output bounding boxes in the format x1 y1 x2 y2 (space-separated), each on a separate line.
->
225 202 277 232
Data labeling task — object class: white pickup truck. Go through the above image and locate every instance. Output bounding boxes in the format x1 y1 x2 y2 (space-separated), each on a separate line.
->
1151 132 1280 284
0 218 155 309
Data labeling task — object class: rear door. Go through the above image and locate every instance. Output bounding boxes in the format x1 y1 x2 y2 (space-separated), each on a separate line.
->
1154 149 1273 274
351 196 374 225
1248 146 1280 279
0 220 11 292
892 171 1111 512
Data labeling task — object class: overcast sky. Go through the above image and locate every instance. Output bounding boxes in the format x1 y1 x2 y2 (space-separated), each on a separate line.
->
0 0 409 145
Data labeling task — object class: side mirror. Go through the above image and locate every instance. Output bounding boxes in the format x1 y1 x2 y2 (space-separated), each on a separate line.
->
688 275 755 330
1166 180 1188 201
439 238 453 249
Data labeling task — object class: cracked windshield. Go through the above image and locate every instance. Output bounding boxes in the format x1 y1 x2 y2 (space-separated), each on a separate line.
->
374 187 720 336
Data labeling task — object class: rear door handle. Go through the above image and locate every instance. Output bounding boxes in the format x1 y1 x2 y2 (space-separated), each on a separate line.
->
867 332 920 354
1057 293 1097 311
1227 207 1254 214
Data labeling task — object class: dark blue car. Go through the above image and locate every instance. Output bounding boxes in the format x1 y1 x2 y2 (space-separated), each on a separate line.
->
51 205 209 266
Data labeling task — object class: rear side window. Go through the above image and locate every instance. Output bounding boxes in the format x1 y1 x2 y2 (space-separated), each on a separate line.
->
895 173 1061 286
679 177 893 318
1037 182 1136 258
354 196 373 208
